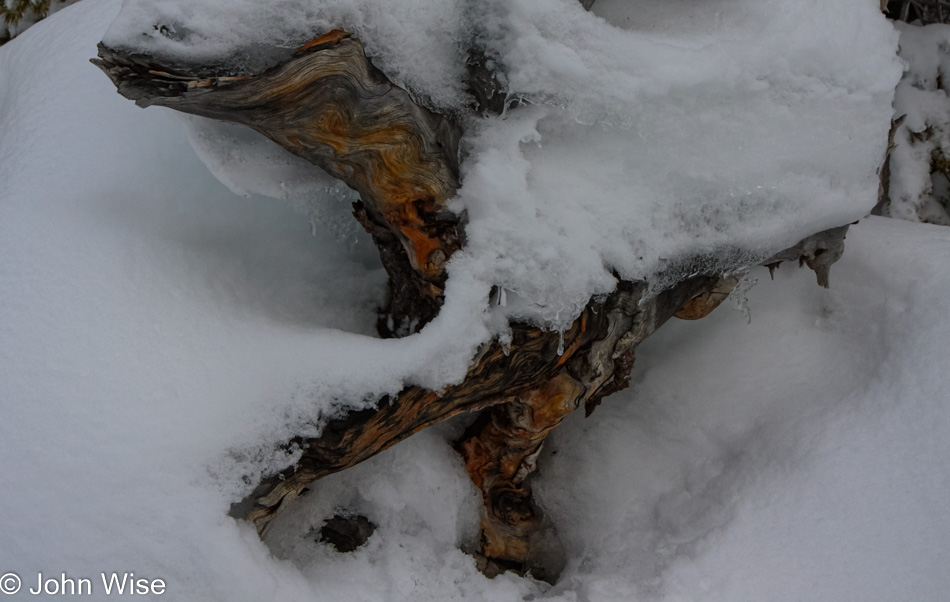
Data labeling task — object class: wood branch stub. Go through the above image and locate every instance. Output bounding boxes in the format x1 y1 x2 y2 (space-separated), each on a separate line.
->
93 33 463 335
763 224 850 288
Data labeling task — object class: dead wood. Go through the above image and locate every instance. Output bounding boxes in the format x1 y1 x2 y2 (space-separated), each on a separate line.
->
94 32 462 336
94 28 853 577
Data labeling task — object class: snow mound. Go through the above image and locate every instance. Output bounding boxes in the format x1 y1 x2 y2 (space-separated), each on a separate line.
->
106 0 902 330
454 0 901 328
533 217 950 602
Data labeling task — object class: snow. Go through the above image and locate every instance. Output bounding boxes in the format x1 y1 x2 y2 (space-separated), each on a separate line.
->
179 115 364 243
110 0 904 330
534 216 950 601
450 0 901 328
102 0 469 109
2 0 949 601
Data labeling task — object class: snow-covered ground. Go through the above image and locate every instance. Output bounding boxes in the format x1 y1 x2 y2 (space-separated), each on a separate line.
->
1 0 948 600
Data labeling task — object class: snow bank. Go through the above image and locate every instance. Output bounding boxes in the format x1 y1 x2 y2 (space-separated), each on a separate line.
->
533 216 950 601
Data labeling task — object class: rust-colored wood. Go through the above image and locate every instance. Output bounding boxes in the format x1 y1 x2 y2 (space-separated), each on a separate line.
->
229 276 718 538
93 32 462 336
675 276 740 320
458 373 582 566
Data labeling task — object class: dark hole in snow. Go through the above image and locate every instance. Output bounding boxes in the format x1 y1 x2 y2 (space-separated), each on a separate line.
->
318 514 376 553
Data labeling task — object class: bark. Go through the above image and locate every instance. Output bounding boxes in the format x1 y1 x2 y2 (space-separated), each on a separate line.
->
872 115 906 219
93 29 851 578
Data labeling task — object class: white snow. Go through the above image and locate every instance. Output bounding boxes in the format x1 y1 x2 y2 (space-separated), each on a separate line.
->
2 0 949 601
450 0 901 328
102 0 469 109
121 0 904 330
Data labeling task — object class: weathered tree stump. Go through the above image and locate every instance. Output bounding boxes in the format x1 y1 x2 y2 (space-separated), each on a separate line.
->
93 24 852 578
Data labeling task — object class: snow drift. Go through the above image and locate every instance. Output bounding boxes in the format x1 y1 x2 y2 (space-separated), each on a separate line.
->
104 0 902 333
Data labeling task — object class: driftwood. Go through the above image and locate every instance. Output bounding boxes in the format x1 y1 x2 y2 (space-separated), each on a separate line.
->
93 24 851 578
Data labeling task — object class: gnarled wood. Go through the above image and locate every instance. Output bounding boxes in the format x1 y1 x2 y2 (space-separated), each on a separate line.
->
231 275 719 537
675 275 741 320
94 33 462 336
94 30 855 578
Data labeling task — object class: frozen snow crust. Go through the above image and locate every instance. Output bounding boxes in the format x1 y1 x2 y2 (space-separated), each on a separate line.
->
5 2 947 600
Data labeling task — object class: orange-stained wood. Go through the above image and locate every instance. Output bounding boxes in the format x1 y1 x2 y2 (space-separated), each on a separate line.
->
94 35 461 284
458 373 583 566
295 29 351 54
674 276 739 320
